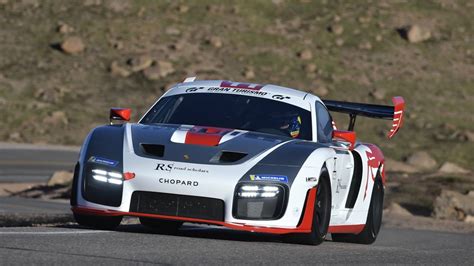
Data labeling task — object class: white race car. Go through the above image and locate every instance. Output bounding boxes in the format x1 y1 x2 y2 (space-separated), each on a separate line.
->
71 78 405 245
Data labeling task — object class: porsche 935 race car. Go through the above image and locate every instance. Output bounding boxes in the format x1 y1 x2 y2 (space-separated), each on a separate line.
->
71 78 405 245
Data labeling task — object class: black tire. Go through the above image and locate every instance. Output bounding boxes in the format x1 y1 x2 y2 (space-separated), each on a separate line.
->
332 178 384 244
74 213 122 230
139 217 183 233
285 169 331 245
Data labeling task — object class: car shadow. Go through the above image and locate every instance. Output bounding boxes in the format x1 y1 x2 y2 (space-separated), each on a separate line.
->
56 222 287 243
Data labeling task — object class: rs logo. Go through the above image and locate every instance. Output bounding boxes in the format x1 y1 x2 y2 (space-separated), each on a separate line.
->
155 163 173 172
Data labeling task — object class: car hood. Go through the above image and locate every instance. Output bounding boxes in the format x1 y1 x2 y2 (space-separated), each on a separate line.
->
128 123 292 165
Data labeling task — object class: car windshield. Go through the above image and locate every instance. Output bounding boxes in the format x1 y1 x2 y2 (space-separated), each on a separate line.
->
141 93 312 140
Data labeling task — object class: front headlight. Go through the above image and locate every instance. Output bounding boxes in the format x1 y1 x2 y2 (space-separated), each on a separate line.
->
83 164 124 207
237 185 280 198
233 183 287 220
91 169 123 185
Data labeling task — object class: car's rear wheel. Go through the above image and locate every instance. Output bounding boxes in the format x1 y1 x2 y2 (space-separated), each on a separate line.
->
74 213 122 230
332 177 384 244
285 168 331 245
139 217 183 233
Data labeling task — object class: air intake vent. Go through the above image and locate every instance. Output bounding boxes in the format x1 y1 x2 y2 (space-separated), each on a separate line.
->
215 151 247 163
141 144 165 157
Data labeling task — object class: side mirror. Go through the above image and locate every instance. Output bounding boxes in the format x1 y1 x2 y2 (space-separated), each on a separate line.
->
109 108 131 124
332 130 356 150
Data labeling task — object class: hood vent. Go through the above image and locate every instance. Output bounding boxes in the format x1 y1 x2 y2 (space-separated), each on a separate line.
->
211 151 248 163
141 144 165 157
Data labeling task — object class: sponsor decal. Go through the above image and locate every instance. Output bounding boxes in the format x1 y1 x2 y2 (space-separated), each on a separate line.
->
250 174 288 183
336 179 347 193
207 87 268 96
159 178 199 186
88 156 119 167
155 163 173 172
220 81 264 91
185 87 205 92
272 95 291 100
306 177 317 182
185 85 269 96
155 162 209 174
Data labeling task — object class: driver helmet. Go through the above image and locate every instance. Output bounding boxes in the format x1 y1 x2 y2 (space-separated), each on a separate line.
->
279 115 302 138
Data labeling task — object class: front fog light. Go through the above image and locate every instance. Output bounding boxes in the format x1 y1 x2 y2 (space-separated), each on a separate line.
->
237 185 280 198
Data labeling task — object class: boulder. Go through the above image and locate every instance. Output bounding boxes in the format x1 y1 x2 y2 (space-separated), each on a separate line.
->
460 131 474 142
313 86 328 97
384 158 419 173
304 63 317 73
177 4 189 13
297 49 312 60
165 26 181 36
60 36 85 54
207 36 223 48
243 68 255 79
438 162 470 174
143 61 174 80
400 25 431 43
110 61 131 77
369 88 386 100
405 151 437 170
43 111 68 126
57 23 74 34
433 190 474 221
384 203 413 217
358 41 372 50
465 215 474 223
127 55 153 72
329 24 344 35
335 38 344 46
103 0 130 13
8 132 22 142
47 171 73 186
83 0 101 6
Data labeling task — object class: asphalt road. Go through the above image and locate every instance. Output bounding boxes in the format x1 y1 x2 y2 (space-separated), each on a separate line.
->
0 225 472 265
0 143 473 264
0 143 78 183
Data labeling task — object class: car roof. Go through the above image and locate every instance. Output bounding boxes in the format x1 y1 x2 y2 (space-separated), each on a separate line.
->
165 79 320 102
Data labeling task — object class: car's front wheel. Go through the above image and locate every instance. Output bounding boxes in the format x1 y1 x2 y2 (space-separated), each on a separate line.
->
139 217 183 233
74 213 122 230
285 169 331 245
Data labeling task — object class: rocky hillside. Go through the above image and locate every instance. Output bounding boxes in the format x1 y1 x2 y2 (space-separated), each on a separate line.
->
0 0 473 174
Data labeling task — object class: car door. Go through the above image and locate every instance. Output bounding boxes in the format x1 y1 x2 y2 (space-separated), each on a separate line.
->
315 101 353 210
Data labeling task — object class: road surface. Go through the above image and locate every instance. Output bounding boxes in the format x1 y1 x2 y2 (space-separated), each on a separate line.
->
0 225 472 265
0 142 78 183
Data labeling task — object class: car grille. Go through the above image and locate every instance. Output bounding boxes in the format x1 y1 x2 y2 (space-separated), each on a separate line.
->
130 191 225 221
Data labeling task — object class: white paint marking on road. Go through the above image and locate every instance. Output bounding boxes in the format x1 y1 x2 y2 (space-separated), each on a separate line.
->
0 230 110 235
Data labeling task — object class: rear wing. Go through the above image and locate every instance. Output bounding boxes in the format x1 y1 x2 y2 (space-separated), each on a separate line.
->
323 97 405 139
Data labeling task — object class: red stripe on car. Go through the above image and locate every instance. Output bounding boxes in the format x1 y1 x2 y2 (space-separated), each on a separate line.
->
184 126 232 146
